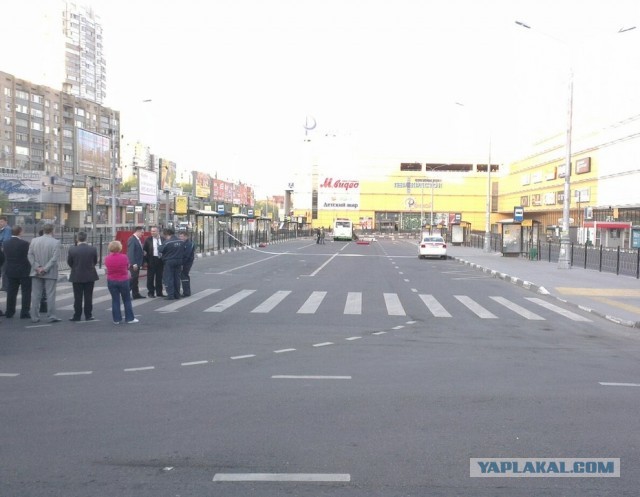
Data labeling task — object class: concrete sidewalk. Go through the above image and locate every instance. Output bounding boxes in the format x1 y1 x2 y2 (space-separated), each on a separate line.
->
447 246 640 328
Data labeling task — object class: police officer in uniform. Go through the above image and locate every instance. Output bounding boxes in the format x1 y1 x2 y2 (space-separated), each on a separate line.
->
158 228 184 300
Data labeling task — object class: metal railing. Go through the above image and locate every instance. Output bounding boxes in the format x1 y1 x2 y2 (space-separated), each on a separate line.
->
467 233 640 279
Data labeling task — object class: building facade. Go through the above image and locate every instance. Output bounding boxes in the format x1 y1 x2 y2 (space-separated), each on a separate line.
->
0 70 121 229
62 1 107 104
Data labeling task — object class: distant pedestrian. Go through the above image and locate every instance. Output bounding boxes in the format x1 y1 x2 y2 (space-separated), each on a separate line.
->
104 240 138 324
3 226 31 319
320 227 325 244
27 223 61 323
143 226 164 297
127 226 146 299
158 228 184 300
178 231 195 297
0 215 12 292
67 231 99 321
316 228 321 244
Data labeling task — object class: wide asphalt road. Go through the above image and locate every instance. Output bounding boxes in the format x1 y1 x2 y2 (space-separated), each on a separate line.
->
1 238 639 496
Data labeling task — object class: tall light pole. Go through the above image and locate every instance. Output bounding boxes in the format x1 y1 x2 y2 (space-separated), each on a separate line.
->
516 21 634 268
516 20 573 268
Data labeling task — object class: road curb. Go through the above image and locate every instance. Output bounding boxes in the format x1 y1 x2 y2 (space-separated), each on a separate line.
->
452 257 640 329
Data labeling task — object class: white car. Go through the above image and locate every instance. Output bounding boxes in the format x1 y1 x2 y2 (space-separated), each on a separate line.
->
418 235 447 259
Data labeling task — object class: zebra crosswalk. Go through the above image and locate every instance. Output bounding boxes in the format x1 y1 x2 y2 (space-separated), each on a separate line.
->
5 284 593 322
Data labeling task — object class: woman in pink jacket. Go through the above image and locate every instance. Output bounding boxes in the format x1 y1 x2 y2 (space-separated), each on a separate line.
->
104 240 138 324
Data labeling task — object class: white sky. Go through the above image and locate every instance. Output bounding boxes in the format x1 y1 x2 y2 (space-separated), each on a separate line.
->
4 0 640 196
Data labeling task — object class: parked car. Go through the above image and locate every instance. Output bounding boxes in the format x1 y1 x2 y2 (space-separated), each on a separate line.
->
419 235 447 259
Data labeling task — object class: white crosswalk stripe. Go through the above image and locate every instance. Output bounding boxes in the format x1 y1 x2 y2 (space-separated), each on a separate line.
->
204 289 256 312
419 294 452 317
344 292 362 315
384 292 406 316
525 297 592 321
297 291 327 314
251 290 291 313
156 289 221 312
455 295 498 319
490 296 545 320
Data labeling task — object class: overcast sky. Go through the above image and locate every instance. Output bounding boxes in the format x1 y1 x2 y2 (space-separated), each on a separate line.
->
5 0 640 196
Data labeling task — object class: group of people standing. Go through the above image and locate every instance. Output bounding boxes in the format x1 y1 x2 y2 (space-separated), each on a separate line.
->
0 220 64 323
0 220 195 326
104 226 195 324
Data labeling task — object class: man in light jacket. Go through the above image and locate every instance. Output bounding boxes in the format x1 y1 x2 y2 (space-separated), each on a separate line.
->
27 223 61 323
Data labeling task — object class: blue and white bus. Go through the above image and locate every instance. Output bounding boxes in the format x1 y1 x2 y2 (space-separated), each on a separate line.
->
333 218 353 241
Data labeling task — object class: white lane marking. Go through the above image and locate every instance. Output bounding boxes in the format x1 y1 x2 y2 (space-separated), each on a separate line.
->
372 331 387 335
307 251 342 277
384 293 406 316
398 271 404 275
274 348 296 354
181 361 209 366
391 325 404 330
419 294 452 317
406 320 417 324
345 336 361 341
490 296 545 320
124 366 155 372
313 342 333 347
107 296 154 310
297 291 327 314
204 290 256 312
213 473 351 482
271 375 352 380
251 290 292 313
0 373 20 377
61 292 112 310
54 371 93 376
230 354 255 360
411 288 418 293
455 295 498 319
344 292 362 315
526 297 592 321
157 289 221 312
599 382 640 387
403 278 410 282
217 253 285 275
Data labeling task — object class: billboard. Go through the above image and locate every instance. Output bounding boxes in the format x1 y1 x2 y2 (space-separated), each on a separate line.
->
318 175 360 210
77 129 111 178
194 172 211 198
159 158 176 192
138 168 158 204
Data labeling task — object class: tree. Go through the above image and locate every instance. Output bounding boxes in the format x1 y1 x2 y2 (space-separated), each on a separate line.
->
120 178 137 192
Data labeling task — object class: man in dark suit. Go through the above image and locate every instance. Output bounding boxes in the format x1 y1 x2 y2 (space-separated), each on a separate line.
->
3 226 31 319
67 231 99 321
126 226 146 299
143 226 164 297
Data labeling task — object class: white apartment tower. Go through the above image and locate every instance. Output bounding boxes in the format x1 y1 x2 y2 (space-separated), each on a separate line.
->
62 2 107 104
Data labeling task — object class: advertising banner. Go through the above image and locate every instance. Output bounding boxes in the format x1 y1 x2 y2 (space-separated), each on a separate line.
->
77 129 111 178
138 168 158 204
194 172 211 199
318 175 360 210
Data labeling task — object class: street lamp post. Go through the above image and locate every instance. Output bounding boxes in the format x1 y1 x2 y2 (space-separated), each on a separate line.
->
484 137 492 252
516 20 573 268
516 21 634 268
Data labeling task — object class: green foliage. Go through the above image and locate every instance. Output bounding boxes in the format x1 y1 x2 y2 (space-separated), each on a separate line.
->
120 178 137 192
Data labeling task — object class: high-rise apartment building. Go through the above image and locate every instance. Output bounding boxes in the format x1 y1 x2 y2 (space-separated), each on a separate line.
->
62 2 107 104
